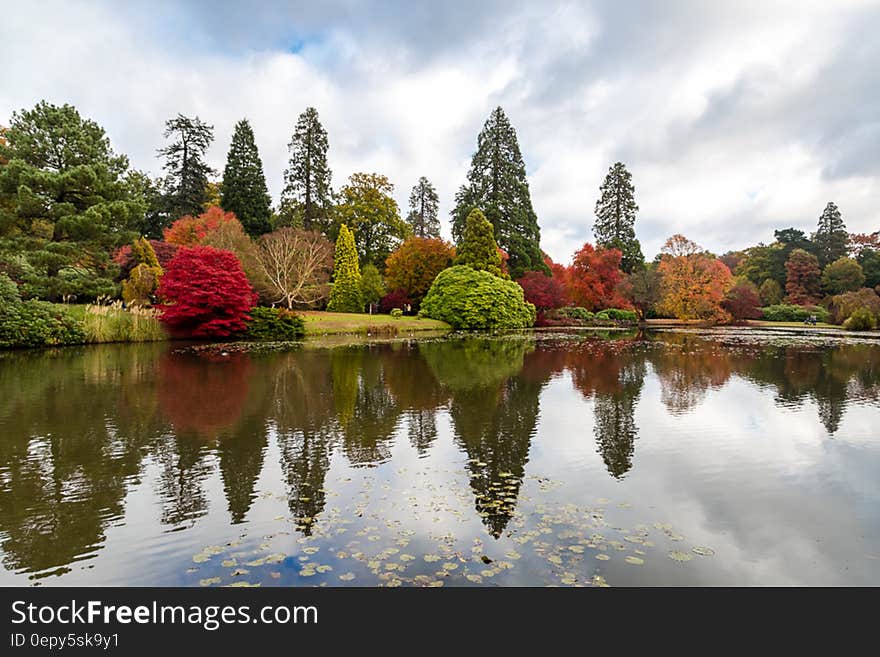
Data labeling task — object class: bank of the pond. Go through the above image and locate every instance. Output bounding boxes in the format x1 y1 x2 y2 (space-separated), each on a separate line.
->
300 310 450 335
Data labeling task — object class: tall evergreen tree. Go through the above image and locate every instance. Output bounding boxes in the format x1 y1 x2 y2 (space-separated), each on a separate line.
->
454 208 504 277
327 224 362 313
593 162 644 273
813 202 849 268
451 107 546 278
281 107 332 232
221 119 271 236
157 114 215 221
406 176 440 238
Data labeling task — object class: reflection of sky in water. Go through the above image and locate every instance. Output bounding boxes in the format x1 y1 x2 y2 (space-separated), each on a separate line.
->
0 332 878 586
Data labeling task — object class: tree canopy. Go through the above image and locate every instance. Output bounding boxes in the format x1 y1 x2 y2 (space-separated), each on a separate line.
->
451 107 545 278
593 162 644 273
281 107 332 232
221 119 271 236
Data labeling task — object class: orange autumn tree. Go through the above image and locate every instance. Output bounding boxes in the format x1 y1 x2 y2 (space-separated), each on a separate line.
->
566 243 628 310
163 205 239 246
656 234 733 322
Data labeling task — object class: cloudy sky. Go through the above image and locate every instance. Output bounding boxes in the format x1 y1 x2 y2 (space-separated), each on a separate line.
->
1 0 878 262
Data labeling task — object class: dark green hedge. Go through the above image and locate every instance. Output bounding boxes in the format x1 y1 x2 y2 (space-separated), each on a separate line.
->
245 306 305 341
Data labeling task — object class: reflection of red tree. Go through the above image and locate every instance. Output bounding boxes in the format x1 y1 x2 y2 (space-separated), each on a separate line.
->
158 353 252 438
567 341 631 399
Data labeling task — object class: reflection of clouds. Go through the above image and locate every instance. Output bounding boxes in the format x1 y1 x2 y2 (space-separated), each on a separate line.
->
533 372 880 584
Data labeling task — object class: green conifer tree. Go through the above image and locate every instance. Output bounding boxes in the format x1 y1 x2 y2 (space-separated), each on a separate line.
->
327 224 363 313
813 201 849 268
454 209 504 278
451 107 546 278
157 114 215 221
593 162 644 273
406 177 440 238
281 107 333 232
221 119 272 236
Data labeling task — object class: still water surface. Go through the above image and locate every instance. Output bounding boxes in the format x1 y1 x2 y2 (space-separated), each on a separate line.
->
1 329 878 586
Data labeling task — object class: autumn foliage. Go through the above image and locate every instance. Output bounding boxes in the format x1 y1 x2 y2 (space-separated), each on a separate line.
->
516 270 567 310
722 282 763 322
163 205 240 246
656 234 733 321
384 237 455 304
784 248 821 305
565 243 628 311
157 246 257 337
114 240 179 278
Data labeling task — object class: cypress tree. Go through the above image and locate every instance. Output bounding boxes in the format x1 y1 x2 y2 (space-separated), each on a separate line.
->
451 107 546 278
406 176 440 238
221 119 271 236
327 224 363 313
454 208 504 278
281 107 332 232
593 162 644 273
813 202 849 268
157 114 215 221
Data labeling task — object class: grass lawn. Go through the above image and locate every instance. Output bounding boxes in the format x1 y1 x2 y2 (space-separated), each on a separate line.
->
300 311 450 335
745 319 840 330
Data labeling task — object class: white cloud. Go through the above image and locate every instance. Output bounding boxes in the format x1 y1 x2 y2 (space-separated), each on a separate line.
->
1 0 877 262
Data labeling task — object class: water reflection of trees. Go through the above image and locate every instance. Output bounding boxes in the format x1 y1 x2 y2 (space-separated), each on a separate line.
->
0 346 166 577
2 334 879 578
567 339 646 479
424 338 545 538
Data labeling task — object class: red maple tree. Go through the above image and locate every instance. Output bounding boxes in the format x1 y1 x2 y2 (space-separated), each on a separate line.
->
785 248 821 305
517 270 567 310
157 246 257 337
565 243 628 311
163 206 240 246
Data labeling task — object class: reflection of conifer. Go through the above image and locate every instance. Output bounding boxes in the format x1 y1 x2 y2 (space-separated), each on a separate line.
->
156 437 213 528
592 358 646 479
269 350 336 534
217 415 269 524
277 430 331 534
341 353 400 466
406 410 437 456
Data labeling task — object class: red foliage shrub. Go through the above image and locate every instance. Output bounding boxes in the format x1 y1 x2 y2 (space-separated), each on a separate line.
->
379 288 413 314
163 206 240 246
566 243 628 311
516 270 567 310
113 240 179 278
722 282 763 322
157 246 257 337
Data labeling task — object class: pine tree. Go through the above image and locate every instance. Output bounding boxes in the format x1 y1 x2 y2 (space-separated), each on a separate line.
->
406 177 440 238
454 209 504 277
157 114 215 221
327 224 363 313
281 107 332 232
220 119 272 236
451 107 546 278
593 162 644 273
813 202 849 268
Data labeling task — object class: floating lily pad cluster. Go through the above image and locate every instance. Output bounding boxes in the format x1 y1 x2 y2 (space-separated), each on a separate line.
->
184 465 716 588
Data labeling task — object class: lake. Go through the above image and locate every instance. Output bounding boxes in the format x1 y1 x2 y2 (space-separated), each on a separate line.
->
1 329 878 586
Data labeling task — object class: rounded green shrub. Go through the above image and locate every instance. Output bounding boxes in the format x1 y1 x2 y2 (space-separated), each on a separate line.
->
595 308 638 322
419 265 536 330
246 307 305 341
760 304 829 323
0 299 86 349
552 306 594 321
390 308 403 318
843 307 877 331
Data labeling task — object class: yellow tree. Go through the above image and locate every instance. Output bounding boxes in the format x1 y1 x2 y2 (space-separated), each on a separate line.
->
657 234 733 322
